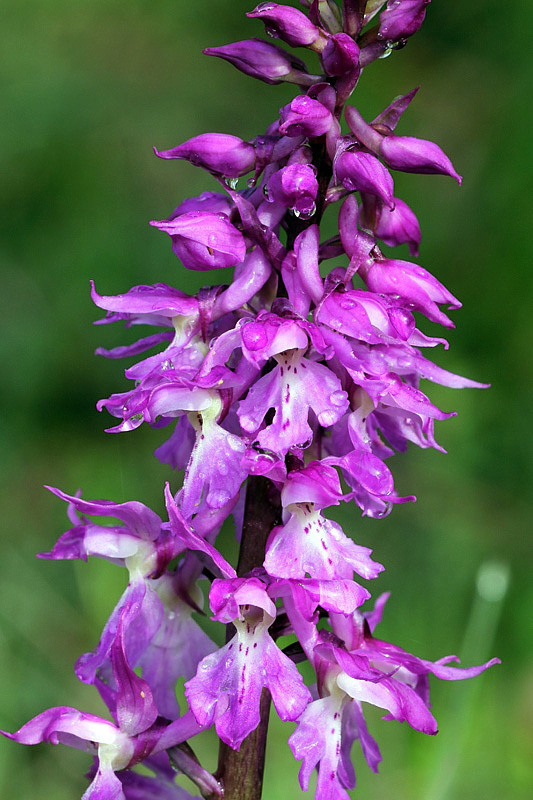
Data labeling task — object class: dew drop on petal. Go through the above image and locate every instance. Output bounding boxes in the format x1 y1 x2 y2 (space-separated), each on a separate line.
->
209 489 232 507
293 202 316 220
378 45 394 59
329 390 348 408
227 436 244 452
317 409 338 427
242 322 268 351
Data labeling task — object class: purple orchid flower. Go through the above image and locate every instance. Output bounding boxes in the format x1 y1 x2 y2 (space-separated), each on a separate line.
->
185 578 311 749
3 3 499 799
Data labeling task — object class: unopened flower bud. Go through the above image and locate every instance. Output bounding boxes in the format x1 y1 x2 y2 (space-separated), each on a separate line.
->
279 95 333 138
373 197 421 256
247 3 322 48
155 133 255 177
150 211 246 271
378 0 432 42
335 149 395 207
267 164 318 216
321 33 360 76
380 135 462 183
203 39 318 86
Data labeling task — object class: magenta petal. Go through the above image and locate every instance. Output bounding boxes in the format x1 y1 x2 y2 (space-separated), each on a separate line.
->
138 579 216 720
341 699 382 776
239 352 348 453
374 197 421 256
294 224 323 303
151 211 246 271
335 150 394 208
289 694 350 799
247 4 320 47
82 762 126 800
379 0 432 41
279 95 333 138
204 38 313 86
267 164 318 215
2 707 118 748
270 578 370 618
155 133 255 177
178 415 247 518
91 282 198 319
165 485 236 579
281 461 344 509
380 134 462 184
336 672 438 734
111 619 158 736
185 617 310 749
264 506 383 581
209 577 276 624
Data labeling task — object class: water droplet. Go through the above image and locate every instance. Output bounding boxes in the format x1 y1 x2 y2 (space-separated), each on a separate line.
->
263 184 272 201
242 322 268 351
256 1 276 9
265 25 278 38
209 489 231 507
225 177 239 190
247 177 257 188
293 202 316 220
378 45 394 59
340 298 356 310
228 436 244 452
329 390 347 408
317 409 337 427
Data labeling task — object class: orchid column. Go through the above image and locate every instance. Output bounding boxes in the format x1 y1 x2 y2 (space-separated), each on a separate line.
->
2 3 499 800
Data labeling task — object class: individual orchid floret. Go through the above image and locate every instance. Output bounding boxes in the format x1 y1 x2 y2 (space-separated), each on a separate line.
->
279 94 334 138
370 196 421 255
380 134 462 183
358 256 462 327
238 339 349 453
263 486 384 572
281 225 324 315
247 3 324 48
150 211 246 271
155 133 256 178
334 148 395 208
176 394 248 518
203 39 320 86
185 577 311 749
3 706 136 800
378 0 432 43
345 103 462 183
264 461 384 581
266 163 318 216
322 32 360 77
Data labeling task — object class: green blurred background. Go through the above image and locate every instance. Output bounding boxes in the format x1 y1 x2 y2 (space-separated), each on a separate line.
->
1 1 531 798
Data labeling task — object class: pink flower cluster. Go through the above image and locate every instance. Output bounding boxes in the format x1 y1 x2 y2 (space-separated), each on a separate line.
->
3 3 498 799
